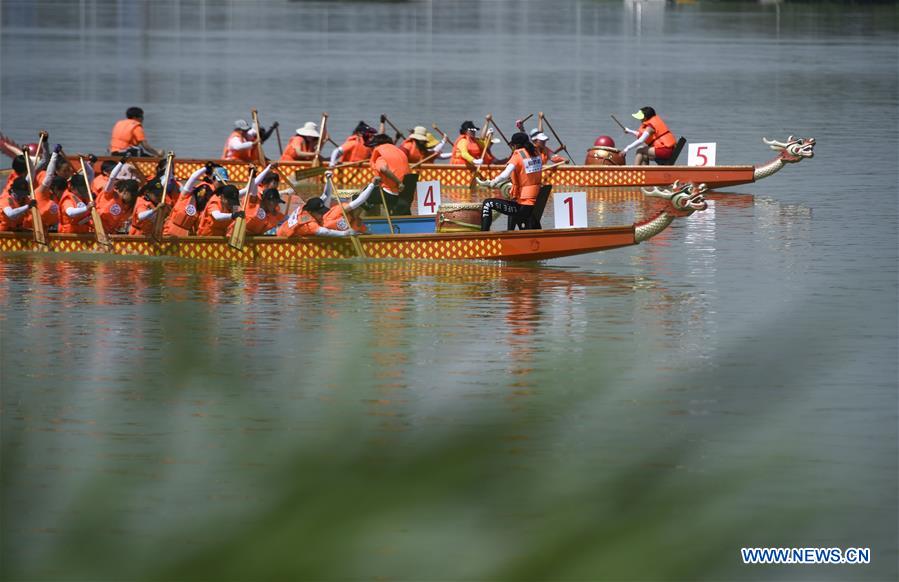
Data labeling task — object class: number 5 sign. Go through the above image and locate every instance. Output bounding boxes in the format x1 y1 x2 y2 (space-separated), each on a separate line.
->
687 142 717 167
416 181 441 215
553 191 588 229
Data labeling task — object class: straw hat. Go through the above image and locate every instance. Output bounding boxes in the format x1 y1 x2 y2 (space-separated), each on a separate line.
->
409 126 429 142
296 122 320 138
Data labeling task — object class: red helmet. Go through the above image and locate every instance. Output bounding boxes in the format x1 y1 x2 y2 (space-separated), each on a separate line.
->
593 135 615 148
23 143 39 155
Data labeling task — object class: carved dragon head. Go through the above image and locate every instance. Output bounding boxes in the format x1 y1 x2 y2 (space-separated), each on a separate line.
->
641 181 709 217
763 135 816 163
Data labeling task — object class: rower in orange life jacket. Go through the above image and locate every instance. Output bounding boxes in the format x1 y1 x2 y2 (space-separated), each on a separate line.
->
329 121 376 167
1 155 28 198
319 173 379 234
399 126 449 164
277 178 368 238
225 164 286 237
21 146 67 233
95 157 140 234
449 120 498 166
58 156 100 234
162 163 216 237
620 106 677 165
528 129 566 164
129 178 167 236
477 132 543 231
0 178 38 232
196 184 243 237
281 122 322 162
222 119 260 162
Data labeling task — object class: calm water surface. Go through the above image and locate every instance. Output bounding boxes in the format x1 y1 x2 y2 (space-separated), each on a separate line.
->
1 1 897 580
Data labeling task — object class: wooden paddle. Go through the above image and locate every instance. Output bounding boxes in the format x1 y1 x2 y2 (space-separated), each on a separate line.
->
488 117 512 149
312 112 328 168
380 114 406 141
228 166 256 250
22 137 46 245
378 185 395 235
327 173 366 257
538 112 545 132
151 152 174 242
293 159 367 181
410 151 439 169
251 109 266 166
274 124 283 155
79 157 111 250
274 166 306 215
539 113 576 164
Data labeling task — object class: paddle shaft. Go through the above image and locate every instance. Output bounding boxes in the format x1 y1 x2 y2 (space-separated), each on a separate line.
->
381 115 405 140
274 125 283 155
378 186 395 234
251 109 266 166
538 112 544 132
79 157 111 248
488 118 512 149
312 112 328 168
228 167 256 250
610 114 627 133
539 114 576 164
410 151 439 169
22 137 46 245
328 175 366 257
151 152 174 241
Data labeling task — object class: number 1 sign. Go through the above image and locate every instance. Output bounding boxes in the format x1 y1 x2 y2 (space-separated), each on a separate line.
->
687 142 717 167
553 191 588 229
416 181 441 215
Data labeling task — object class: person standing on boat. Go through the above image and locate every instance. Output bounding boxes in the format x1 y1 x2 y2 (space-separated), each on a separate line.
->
222 119 260 162
478 132 542 231
400 126 448 164
281 122 322 162
196 184 244 237
329 121 376 167
620 106 677 165
368 134 410 213
109 107 163 157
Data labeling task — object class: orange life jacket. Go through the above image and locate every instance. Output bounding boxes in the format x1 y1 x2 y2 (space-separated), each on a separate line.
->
639 115 676 149
280 135 314 162
0 193 28 231
339 135 371 163
370 143 410 193
22 185 59 230
228 195 284 236
163 191 202 237
58 189 93 234
96 189 130 233
109 119 145 152
1 171 25 197
509 148 542 206
222 130 256 162
450 134 483 165
196 196 233 237
129 196 157 236
276 208 321 238
400 138 425 164
321 203 367 233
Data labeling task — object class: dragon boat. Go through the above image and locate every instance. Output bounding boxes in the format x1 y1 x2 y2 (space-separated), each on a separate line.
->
0 183 708 263
85 135 814 190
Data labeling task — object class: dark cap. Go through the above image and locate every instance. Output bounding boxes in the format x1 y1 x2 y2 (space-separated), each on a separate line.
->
510 132 530 147
354 121 375 135
262 188 285 204
369 133 393 146
460 120 479 133
10 177 30 197
303 197 326 214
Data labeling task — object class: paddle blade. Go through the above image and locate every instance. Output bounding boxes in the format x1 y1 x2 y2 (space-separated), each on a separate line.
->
292 165 329 180
31 207 46 245
228 216 247 250
91 208 112 249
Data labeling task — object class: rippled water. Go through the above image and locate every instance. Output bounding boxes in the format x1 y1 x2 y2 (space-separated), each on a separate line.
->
1 1 897 580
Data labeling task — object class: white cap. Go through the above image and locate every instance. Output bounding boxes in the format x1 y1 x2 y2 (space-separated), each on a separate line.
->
529 128 549 142
296 122 320 138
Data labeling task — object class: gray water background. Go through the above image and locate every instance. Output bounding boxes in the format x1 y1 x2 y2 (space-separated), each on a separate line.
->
1 1 897 580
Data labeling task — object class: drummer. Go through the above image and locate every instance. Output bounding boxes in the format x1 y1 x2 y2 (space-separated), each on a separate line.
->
478 132 542 231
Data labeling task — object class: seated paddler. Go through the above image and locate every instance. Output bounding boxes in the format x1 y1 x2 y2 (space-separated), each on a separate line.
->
320 173 378 235
620 106 677 165
329 121 376 167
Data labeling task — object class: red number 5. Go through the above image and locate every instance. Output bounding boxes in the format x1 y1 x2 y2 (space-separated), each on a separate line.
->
695 146 708 166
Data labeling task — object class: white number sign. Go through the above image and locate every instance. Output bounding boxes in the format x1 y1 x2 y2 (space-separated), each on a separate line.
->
687 142 717 167
553 191 588 229
416 180 441 215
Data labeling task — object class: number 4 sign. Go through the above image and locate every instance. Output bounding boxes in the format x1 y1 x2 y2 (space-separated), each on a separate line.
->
687 142 717 167
553 191 588 229
416 181 441 215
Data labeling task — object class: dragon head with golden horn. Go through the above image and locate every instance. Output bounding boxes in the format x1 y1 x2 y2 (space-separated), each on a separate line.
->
754 135 816 181
635 181 708 243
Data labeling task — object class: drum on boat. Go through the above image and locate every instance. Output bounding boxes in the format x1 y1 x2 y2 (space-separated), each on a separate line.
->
436 202 483 233
584 146 625 166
